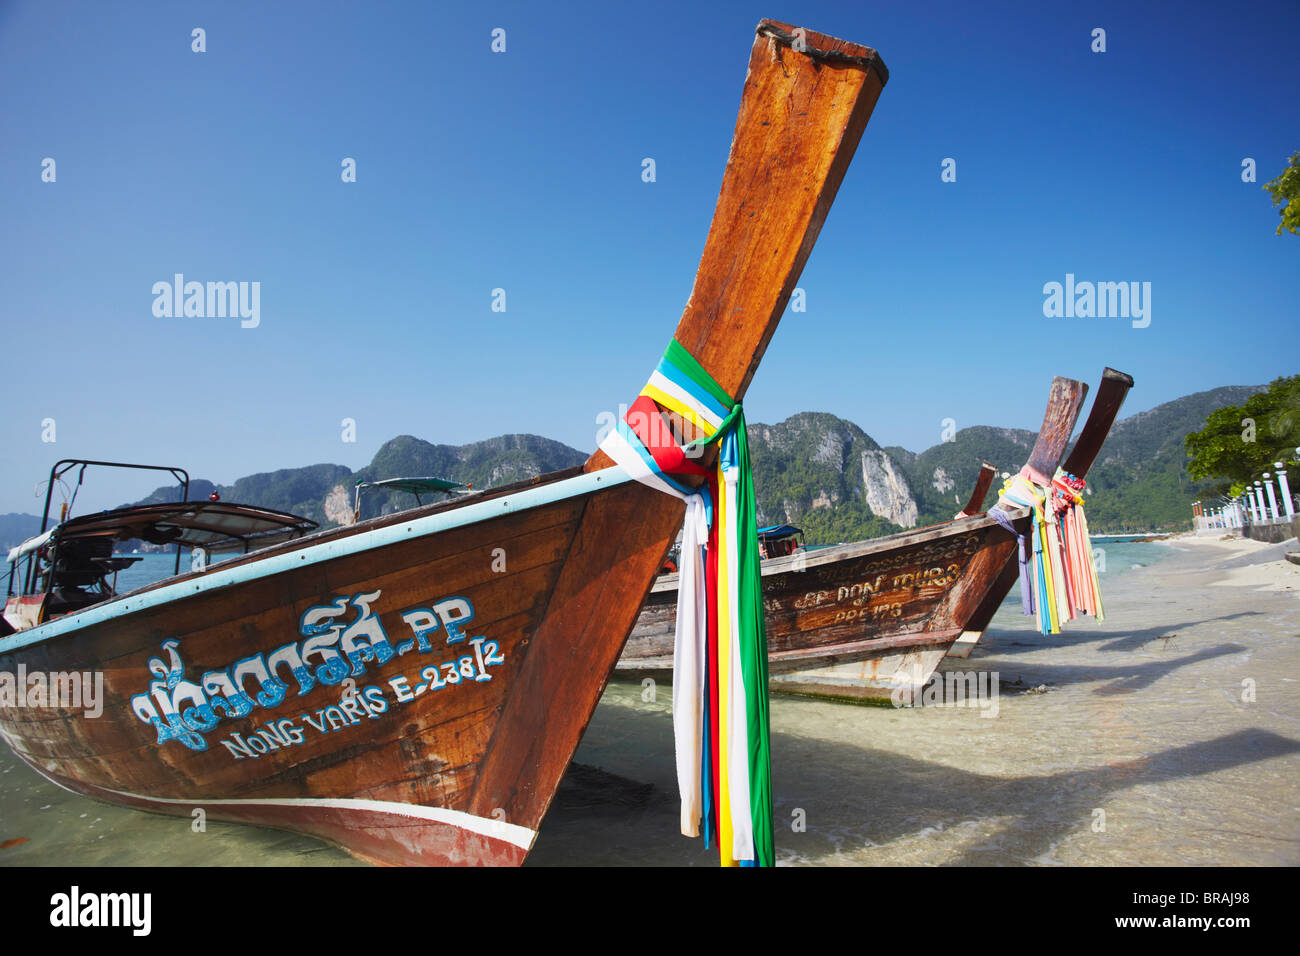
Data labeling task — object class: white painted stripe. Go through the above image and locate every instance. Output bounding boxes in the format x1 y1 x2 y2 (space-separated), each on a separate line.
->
598 427 691 504
10 753 531 852
98 787 538 850
0 467 633 655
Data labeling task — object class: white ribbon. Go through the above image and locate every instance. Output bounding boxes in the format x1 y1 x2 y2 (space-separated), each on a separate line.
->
598 426 709 837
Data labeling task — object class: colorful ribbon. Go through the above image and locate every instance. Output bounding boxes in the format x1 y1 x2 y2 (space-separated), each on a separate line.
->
1050 470 1104 620
990 466 1104 635
988 507 1033 616
598 338 773 867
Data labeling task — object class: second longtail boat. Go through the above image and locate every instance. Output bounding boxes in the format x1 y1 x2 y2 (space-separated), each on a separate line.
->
618 369 1130 700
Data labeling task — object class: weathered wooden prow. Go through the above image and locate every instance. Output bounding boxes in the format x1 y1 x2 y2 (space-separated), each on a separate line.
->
1062 368 1135 476
957 462 998 518
586 20 889 469
473 21 890 832
1021 377 1090 480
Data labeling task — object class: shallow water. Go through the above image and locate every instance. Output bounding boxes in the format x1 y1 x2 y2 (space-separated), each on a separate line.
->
1092 539 1173 575
4 538 1296 866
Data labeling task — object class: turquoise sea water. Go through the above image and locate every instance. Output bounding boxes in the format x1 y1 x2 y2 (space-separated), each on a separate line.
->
1091 538 1172 576
109 549 246 594
111 550 191 593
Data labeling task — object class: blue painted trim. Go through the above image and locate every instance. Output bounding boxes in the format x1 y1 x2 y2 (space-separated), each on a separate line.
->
0 468 632 656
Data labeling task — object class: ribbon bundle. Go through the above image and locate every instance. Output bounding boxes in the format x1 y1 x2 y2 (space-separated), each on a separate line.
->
990 467 1104 635
1051 470 1104 621
598 339 773 867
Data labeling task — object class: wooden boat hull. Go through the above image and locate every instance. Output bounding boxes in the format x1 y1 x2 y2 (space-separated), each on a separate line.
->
620 511 1021 700
1 469 676 865
0 20 891 864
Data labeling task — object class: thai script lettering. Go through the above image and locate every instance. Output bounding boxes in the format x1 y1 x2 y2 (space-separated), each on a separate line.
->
129 590 495 752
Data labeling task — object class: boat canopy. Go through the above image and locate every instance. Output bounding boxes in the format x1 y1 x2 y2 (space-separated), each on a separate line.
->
352 475 470 522
8 501 319 561
356 476 467 496
757 524 803 540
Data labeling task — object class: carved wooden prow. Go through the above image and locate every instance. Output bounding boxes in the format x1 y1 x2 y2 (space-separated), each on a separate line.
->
957 462 998 518
586 20 889 470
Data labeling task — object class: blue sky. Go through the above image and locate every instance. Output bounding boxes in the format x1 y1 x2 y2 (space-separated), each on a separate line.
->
1 0 1296 514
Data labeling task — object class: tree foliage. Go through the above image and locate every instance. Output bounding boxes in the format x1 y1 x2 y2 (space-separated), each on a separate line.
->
1263 151 1300 237
1185 375 1300 492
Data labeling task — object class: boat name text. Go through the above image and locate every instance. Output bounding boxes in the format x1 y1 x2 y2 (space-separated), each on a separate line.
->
129 589 502 751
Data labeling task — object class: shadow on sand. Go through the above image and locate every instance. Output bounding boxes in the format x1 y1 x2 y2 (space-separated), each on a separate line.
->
969 611 1263 658
944 642 1250 697
530 699 1299 866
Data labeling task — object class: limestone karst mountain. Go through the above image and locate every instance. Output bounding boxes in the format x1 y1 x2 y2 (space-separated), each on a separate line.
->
1 385 1265 553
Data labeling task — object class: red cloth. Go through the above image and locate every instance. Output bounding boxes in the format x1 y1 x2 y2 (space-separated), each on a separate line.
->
626 396 710 476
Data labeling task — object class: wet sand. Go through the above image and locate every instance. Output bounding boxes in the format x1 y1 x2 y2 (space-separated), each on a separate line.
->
2 534 1297 866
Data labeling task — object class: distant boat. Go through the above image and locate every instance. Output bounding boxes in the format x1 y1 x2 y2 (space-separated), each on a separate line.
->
0 20 890 865
350 476 471 524
661 523 806 573
618 369 1132 700
757 525 808 560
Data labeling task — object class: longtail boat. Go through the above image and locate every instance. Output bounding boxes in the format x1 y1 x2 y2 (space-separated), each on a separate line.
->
618 372 1112 700
945 367 1134 659
624 458 1000 662
0 20 889 865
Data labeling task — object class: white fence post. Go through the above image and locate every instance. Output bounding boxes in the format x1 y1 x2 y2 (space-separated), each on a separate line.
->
1275 463 1295 520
